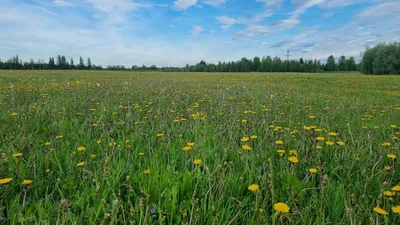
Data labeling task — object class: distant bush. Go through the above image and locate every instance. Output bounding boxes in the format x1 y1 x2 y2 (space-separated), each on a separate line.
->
360 42 400 75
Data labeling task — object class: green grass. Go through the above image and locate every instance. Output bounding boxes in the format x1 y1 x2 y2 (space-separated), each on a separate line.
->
0 70 399 224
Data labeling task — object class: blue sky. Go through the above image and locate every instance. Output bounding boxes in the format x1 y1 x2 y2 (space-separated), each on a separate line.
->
0 0 399 67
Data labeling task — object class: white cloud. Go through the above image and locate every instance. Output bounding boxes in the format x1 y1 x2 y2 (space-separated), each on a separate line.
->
173 0 198 10
53 0 73 7
189 25 204 36
217 16 236 30
203 0 227 7
217 10 272 31
356 1 400 18
256 0 283 9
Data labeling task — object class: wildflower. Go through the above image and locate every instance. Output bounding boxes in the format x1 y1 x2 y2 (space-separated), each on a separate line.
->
316 137 325 141
139 152 144 156
309 115 316 119
46 169 50 173
77 146 87 152
12 153 23 158
241 119 247 123
373 207 388 215
22 180 32 185
242 145 252 151
11 112 18 116
241 137 249 142
328 132 337 136
384 191 395 197
156 133 164 137
316 145 323 150
392 206 400 214
193 159 202 165
77 162 85 167
250 135 257 139
91 154 96 159
325 141 334 146
336 141 345 146
187 142 195 147
173 119 179 123
182 146 192 151
44 142 52 146
275 140 284 145
387 154 396 159
97 140 101 144
55 135 63 139
288 156 299 164
144 169 150 175
289 150 297 156
309 168 318 174
248 184 259 192
277 150 285 156
0 178 13 185
385 166 391 171
382 142 391 147
392 185 400 191
391 125 397 129
274 202 290 213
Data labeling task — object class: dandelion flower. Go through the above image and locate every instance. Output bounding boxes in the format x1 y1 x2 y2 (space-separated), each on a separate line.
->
77 162 85 167
12 153 23 158
22 180 32 185
241 137 249 142
242 145 252 151
336 141 345 146
275 140 284 145
288 156 299 164
96 140 101 144
316 137 325 141
0 178 13 185
91 154 96 159
193 159 202 165
182 146 192 151
328 132 337 137
316 145 323 150
309 115 316 119
248 184 259 192
144 169 150 175
274 202 290 213
392 206 400 214
139 152 144 156
77 146 86 152
382 142 391 147
385 166 391 171
373 207 388 215
277 150 285 156
11 112 18 116
392 185 400 191
387 154 396 159
156 133 164 137
325 141 334 146
55 135 63 139
250 135 258 139
44 142 51 146
384 191 395 197
187 142 195 147
241 119 247 123
309 168 318 173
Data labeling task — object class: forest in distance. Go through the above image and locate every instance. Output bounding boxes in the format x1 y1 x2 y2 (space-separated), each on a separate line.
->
0 42 399 75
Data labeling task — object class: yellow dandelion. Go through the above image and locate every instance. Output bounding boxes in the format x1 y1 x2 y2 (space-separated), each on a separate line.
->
12 153 23 158
275 140 284 145
387 154 396 159
144 169 150 175
44 142 52 146
384 191 395 197
0 178 13 185
392 206 400 214
241 119 247 123
45 169 50 173
325 141 334 146
316 145 323 150
182 146 192 152
328 132 337 137
373 207 388 215
156 133 164 137
187 142 195 147
77 162 85 167
392 185 400 191
241 137 250 142
242 145 252 151
289 150 297 156
277 150 285 156
22 180 32 185
11 112 18 116
77 146 87 152
316 136 325 141
309 168 318 173
309 115 316 119
288 156 299 164
382 142 391 147
91 154 96 159
274 202 290 213
250 135 258 139
391 125 397 129
336 141 345 146
55 135 63 139
385 166 391 171
193 159 202 165
248 184 259 192
96 140 101 144
139 152 144 156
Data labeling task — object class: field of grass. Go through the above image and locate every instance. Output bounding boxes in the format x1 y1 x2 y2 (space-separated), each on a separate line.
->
0 70 399 224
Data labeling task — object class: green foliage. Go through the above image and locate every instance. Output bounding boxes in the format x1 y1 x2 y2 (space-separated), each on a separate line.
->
361 42 400 75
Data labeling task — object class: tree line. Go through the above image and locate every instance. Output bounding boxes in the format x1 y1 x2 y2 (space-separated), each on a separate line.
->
1 42 398 74
0 54 360 73
360 42 400 75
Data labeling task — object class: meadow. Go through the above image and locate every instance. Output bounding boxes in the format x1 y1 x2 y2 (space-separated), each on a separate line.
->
0 70 399 225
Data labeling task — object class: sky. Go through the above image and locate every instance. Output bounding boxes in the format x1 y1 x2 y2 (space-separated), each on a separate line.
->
0 0 399 67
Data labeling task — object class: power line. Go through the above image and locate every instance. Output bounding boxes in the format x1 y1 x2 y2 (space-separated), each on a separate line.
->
286 49 290 61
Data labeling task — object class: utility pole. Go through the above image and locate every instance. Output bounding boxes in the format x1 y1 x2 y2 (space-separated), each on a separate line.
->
286 49 290 61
